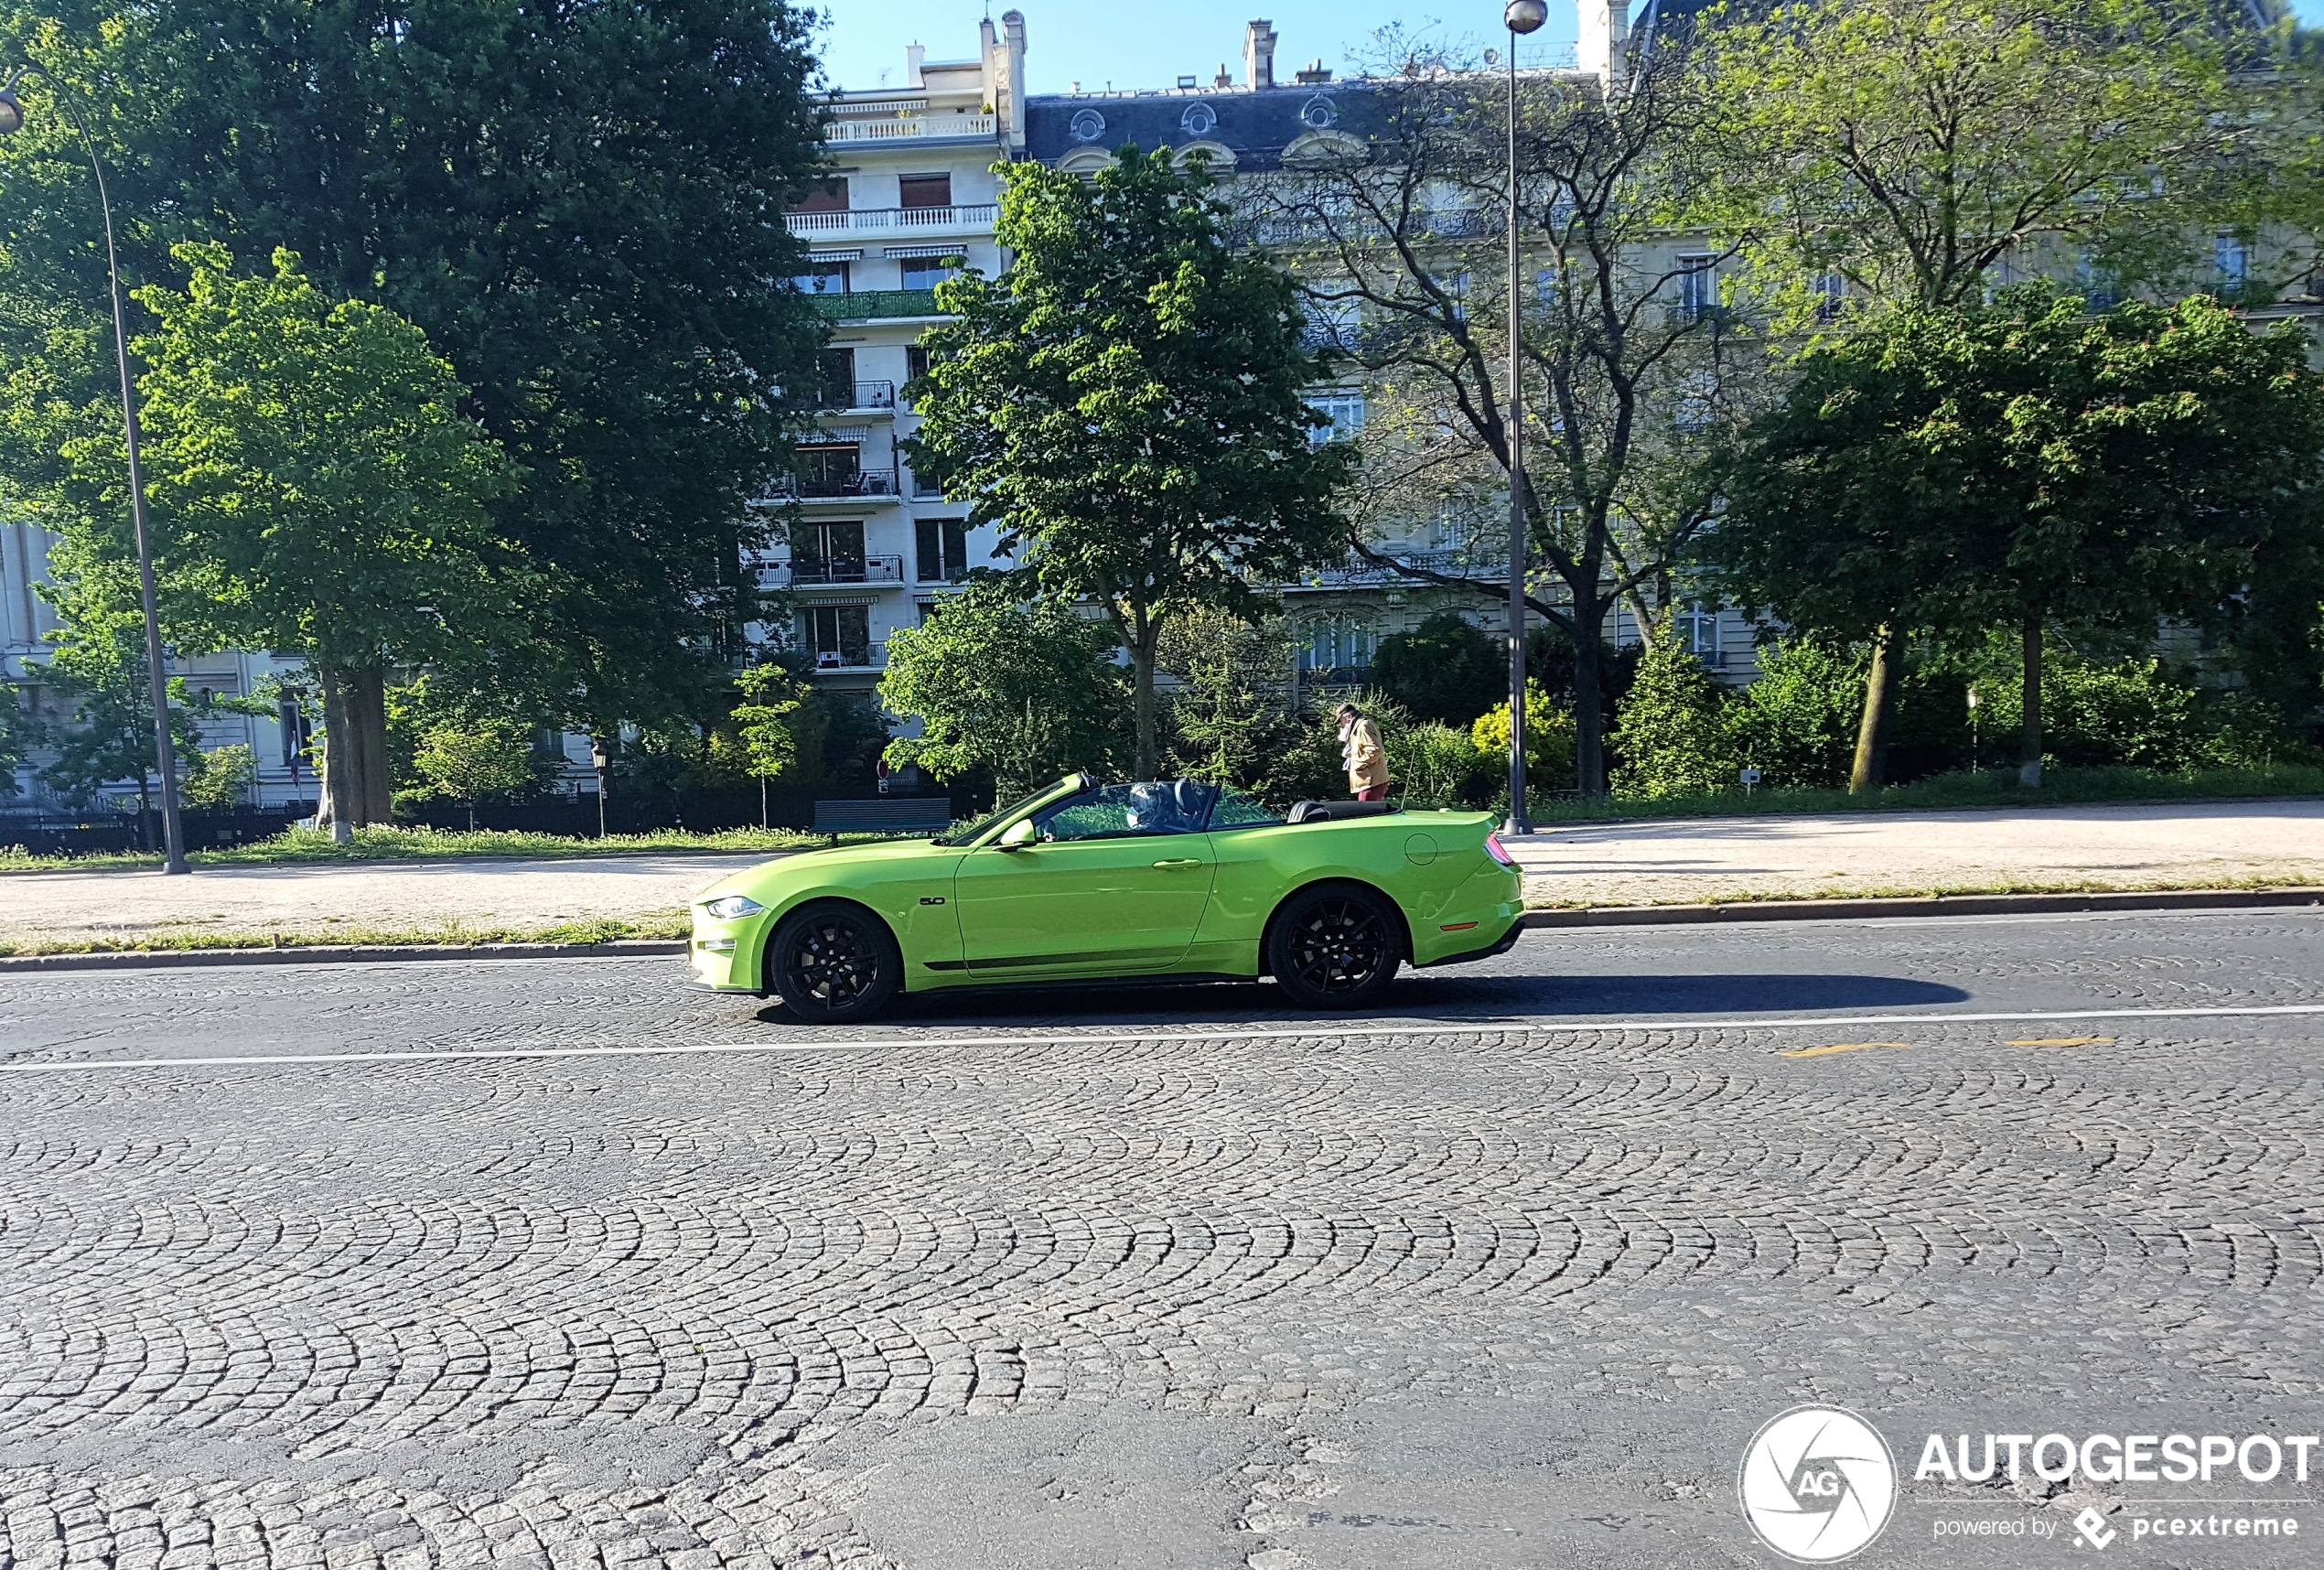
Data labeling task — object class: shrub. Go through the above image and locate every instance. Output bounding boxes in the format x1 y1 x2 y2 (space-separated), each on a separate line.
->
1269 689 1415 803
1727 640 1863 789
1394 721 1495 805
1609 639 1735 797
1372 610 1505 726
1469 679 1576 789
179 743 257 811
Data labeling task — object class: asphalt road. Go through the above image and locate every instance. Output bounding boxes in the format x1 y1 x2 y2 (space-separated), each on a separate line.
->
2 910 2320 1569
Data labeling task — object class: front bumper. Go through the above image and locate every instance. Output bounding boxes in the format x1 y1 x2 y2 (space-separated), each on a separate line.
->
687 912 765 992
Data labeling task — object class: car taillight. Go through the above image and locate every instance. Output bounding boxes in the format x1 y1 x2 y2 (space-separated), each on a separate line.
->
1484 832 1518 868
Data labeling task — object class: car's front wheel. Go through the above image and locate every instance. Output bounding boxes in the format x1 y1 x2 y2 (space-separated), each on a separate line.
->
1266 882 1404 1011
766 901 900 1025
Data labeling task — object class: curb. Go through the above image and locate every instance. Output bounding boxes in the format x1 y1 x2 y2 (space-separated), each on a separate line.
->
1522 887 2324 928
0 939 689 973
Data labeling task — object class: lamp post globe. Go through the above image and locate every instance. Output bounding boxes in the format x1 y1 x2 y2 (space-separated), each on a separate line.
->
1505 0 1549 33
0 91 23 135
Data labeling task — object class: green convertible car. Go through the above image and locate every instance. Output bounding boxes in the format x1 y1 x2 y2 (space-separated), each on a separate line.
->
687 772 1526 1023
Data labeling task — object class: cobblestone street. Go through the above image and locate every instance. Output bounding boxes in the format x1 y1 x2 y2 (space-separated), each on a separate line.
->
2 912 2320 1568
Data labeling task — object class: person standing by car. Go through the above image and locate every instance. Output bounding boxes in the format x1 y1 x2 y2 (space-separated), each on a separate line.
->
1339 702 1392 802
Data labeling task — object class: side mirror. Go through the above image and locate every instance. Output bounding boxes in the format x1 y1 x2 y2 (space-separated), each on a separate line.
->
995 818 1038 852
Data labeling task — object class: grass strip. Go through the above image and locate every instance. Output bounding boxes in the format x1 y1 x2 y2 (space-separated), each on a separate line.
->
0 823 858 875
0 913 693 958
1518 764 2324 823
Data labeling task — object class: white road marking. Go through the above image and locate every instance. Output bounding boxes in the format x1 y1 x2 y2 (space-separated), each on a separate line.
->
5 1002 2324 1074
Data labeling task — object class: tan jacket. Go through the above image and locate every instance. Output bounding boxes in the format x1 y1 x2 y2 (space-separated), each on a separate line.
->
1344 716 1391 790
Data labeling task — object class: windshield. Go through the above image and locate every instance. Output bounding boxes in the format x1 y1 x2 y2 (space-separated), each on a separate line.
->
933 779 1080 846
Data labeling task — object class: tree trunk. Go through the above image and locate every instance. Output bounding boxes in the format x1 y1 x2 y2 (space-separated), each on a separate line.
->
317 662 393 840
1129 612 1160 780
1572 605 1607 797
2018 615 2044 789
1848 626 1900 794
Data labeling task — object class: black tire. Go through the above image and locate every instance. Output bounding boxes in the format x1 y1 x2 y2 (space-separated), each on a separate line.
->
1265 882 1404 1011
766 900 901 1025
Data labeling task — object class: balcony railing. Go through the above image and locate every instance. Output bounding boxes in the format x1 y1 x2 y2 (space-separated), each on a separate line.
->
778 554 906 587
783 204 996 237
772 468 900 500
823 380 895 412
810 289 945 323
825 114 996 144
810 641 888 672
1283 550 1509 589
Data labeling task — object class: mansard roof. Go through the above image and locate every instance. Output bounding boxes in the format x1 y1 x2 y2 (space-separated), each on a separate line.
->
1025 81 1384 173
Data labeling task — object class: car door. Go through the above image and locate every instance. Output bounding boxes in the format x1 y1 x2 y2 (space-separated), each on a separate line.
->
952 782 1217 975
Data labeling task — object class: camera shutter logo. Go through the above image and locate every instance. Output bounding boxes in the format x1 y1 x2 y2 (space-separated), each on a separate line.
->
1738 1405 1898 1562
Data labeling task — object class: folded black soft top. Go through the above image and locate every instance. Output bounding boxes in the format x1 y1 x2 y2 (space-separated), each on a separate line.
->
1286 799 1400 823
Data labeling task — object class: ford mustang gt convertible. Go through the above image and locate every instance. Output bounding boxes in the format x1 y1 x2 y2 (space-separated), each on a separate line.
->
687 773 1526 1023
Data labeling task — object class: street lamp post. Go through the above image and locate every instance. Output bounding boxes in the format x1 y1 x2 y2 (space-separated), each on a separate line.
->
1501 0 1546 835
0 63 188 874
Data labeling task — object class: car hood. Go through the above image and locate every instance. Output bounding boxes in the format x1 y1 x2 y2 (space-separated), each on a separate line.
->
692 836 956 904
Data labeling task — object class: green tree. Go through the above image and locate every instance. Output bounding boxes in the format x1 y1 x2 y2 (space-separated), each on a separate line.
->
1710 291 2324 788
412 717 539 829
879 586 1129 797
0 0 834 735
1372 611 1505 728
906 147 1354 777
731 661 812 826
122 243 518 834
1158 608 1299 789
1699 0 2265 322
1610 639 1737 799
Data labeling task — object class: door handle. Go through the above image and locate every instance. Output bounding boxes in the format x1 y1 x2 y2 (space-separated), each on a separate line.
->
1152 857 1203 868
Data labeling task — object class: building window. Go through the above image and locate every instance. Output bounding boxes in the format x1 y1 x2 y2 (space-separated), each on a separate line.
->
1307 392 1365 443
900 254 962 288
1813 271 1847 322
898 173 952 210
1674 370 1717 434
792 261 849 296
906 344 932 382
818 347 855 407
1303 296 1359 349
1676 255 1716 319
915 517 971 583
2215 234 2250 289
1534 266 1559 306
1677 606 1723 668
804 605 872 669
790 177 849 215
795 520 866 582
1300 619 1376 672
278 698 313 769
793 443 862 498
1428 271 1469 321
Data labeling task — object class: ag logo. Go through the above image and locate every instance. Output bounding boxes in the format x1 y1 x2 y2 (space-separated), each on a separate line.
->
1738 1405 1898 1563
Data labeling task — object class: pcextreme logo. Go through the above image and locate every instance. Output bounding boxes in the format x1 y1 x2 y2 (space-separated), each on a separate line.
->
1738 1405 1899 1563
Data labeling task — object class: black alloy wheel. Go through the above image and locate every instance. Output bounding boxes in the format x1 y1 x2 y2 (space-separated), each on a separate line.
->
1267 884 1402 1010
768 901 900 1024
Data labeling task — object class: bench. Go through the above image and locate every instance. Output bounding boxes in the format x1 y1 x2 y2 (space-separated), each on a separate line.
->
812 797 955 839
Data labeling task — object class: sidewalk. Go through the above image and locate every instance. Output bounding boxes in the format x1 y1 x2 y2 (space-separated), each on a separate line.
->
0 852 770 951
3 801 2320 952
1506 799 2324 907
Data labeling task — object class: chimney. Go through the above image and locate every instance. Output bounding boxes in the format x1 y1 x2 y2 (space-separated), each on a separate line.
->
905 42 925 88
1578 0 1628 89
1002 10 1028 148
1214 62 1232 90
1243 19 1276 91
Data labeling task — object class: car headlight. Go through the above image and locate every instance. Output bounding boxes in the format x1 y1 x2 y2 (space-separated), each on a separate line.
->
702 895 765 920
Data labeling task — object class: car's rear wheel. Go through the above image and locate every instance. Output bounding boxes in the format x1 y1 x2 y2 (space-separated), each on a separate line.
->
766 901 900 1025
1266 882 1403 1011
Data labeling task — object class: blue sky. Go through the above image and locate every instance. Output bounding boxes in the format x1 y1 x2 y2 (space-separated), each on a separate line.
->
812 1 1584 96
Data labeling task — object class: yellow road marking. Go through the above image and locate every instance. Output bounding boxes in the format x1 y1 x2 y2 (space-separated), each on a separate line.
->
2004 1036 2115 1048
1781 1041 1914 1059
